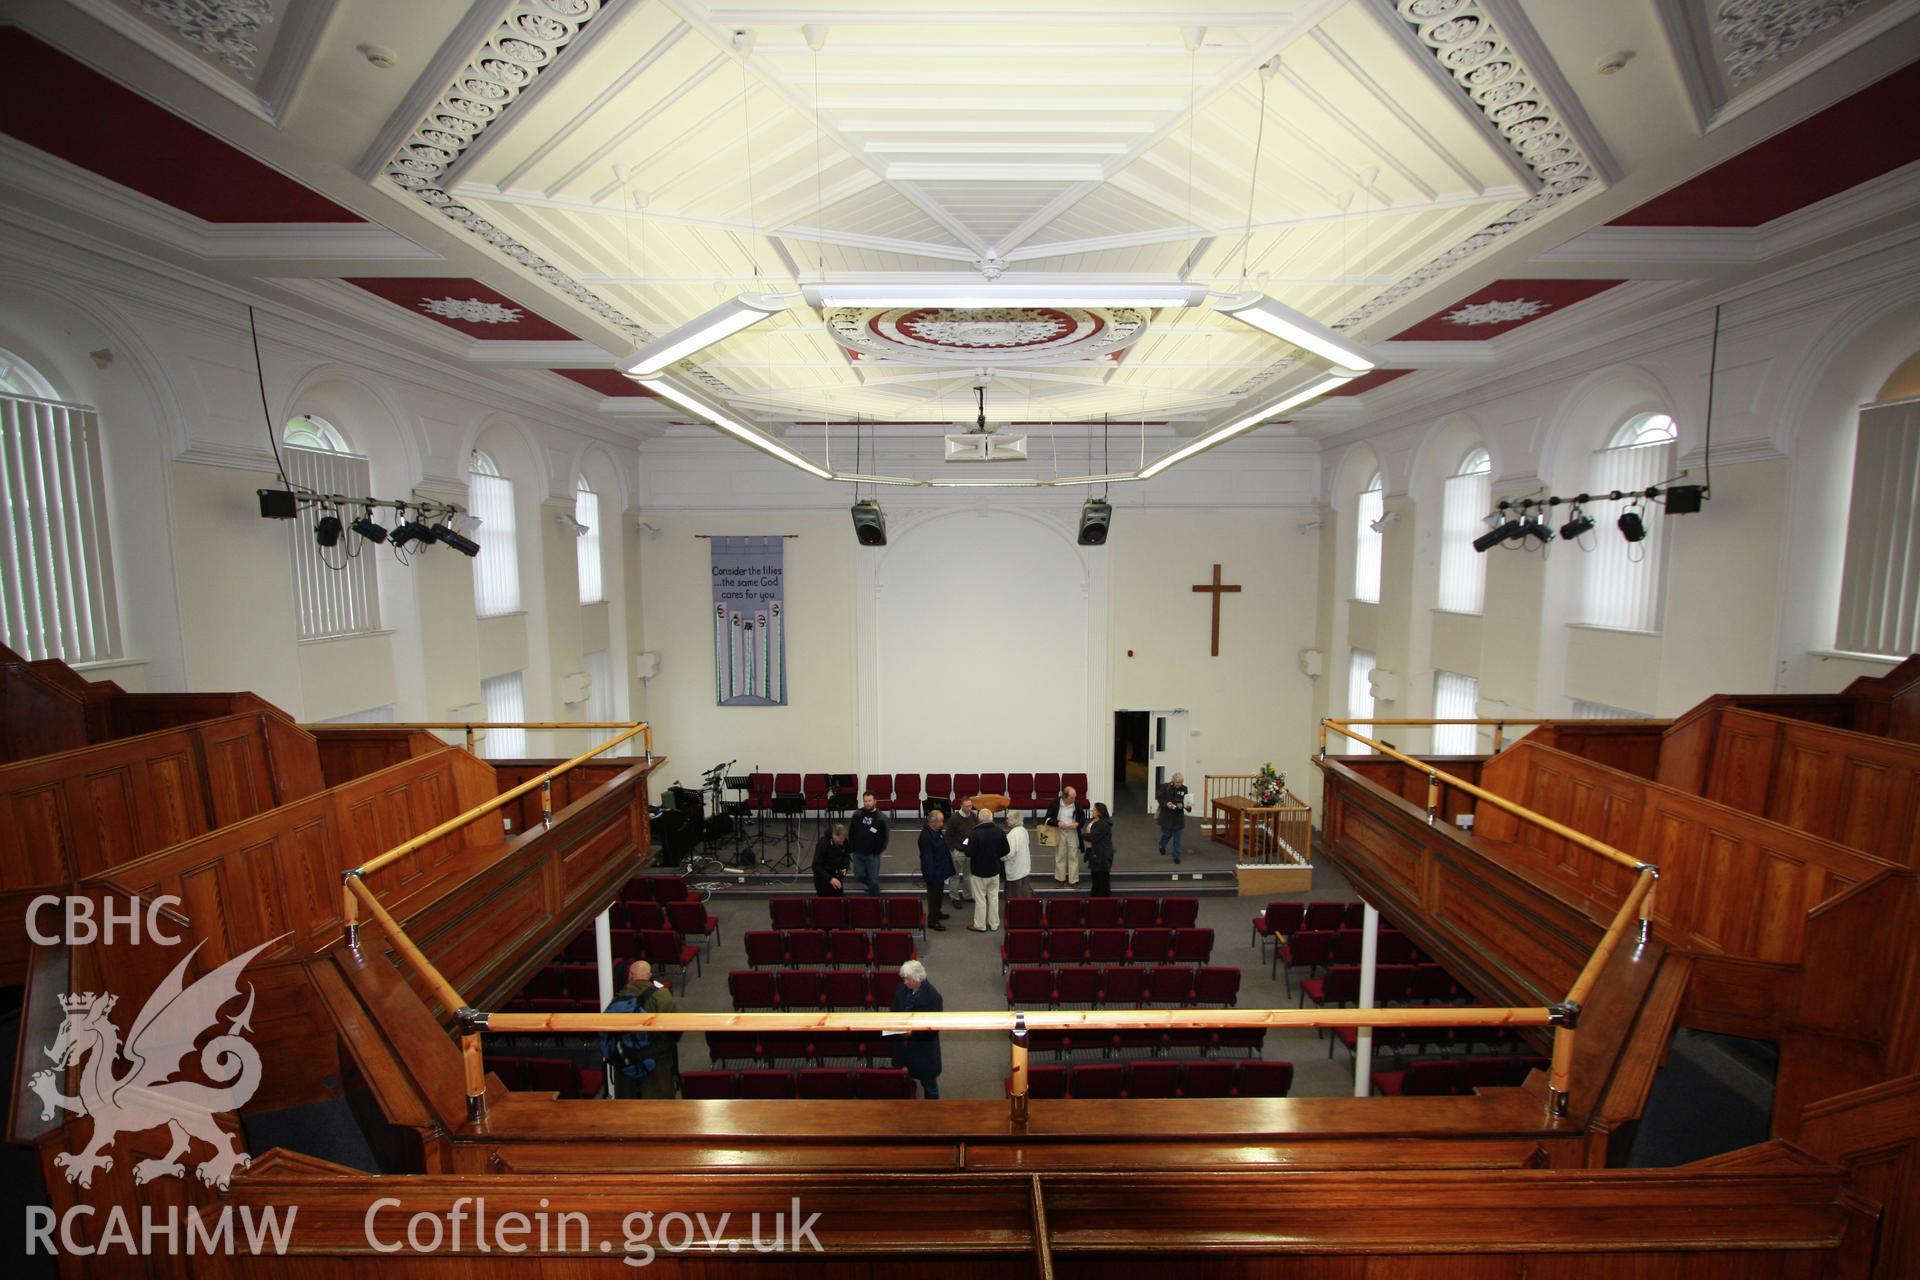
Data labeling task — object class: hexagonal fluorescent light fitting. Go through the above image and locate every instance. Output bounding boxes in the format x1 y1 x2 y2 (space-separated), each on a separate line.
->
1215 294 1376 373
1137 370 1360 479
624 294 789 378
632 376 832 480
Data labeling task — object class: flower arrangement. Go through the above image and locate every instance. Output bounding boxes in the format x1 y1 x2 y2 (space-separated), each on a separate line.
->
1251 763 1287 807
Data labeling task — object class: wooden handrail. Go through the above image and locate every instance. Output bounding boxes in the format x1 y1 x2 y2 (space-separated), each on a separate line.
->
304 719 653 758
484 1006 1556 1035
344 877 467 1017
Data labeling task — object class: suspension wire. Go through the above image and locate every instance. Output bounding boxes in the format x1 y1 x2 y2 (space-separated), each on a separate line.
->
811 42 827 280
1238 66 1269 290
737 57 763 284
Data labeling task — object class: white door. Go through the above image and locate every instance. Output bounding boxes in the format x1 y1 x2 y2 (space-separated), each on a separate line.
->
1145 710 1189 815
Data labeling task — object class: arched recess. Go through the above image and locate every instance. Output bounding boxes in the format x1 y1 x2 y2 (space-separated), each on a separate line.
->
1405 416 1494 736
1777 290 1920 685
1539 363 1684 495
0 269 187 688
281 363 424 493
855 504 1107 790
571 442 631 719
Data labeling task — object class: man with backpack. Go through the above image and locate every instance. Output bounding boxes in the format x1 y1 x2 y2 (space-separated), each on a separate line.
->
601 959 680 1098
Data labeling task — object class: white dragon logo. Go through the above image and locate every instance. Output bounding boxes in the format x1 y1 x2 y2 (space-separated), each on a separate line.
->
30 937 278 1190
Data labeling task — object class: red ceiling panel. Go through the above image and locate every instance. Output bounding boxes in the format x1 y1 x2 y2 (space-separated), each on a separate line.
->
346 278 579 341
1389 279 1625 343
1324 368 1415 397
1610 61 1920 228
553 368 656 397
0 29 359 223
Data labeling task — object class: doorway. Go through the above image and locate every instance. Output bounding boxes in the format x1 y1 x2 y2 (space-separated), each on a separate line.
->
1114 709 1189 814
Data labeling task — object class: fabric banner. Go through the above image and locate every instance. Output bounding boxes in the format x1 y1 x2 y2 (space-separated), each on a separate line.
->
711 536 787 706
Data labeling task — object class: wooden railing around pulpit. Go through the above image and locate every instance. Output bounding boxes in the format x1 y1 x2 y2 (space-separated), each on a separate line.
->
1201 774 1311 866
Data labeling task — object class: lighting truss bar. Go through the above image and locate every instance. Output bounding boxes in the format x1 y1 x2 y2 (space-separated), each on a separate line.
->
803 283 1208 309
927 477 1045 488
1051 472 1141 486
634 377 832 479
624 294 789 378
829 472 924 486
1138 372 1357 479
1215 293 1376 372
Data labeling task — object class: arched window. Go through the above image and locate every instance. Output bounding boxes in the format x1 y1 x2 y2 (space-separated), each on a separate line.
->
1580 413 1676 632
0 350 120 662
282 415 378 640
574 474 603 605
1438 447 1491 614
1836 395 1920 656
468 449 520 616
1354 471 1384 603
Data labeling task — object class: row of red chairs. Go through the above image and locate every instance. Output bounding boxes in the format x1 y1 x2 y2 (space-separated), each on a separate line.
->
999 927 1214 969
624 875 695 904
1331 1023 1530 1060
749 771 1093 817
1012 1058 1294 1099
705 1028 907 1067
729 968 907 1011
1373 1055 1550 1096
1250 899 1368 955
683 1067 916 1100
487 1056 605 1098
1006 897 1198 931
765 896 927 935
609 898 720 949
1299 964 1465 1012
744 930 918 969
1027 1026 1267 1058
1272 929 1431 989
1006 965 1239 1008
547 927 701 989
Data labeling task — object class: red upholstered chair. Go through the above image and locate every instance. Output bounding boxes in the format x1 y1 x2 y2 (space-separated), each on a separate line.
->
1375 964 1417 1005
1373 1059 1464 1097
1251 901 1299 958
649 876 691 904
773 772 802 801
620 900 667 932
1213 1027 1267 1058
562 932 596 963
786 930 831 967
1332 929 1364 965
810 897 848 931
643 929 701 986
803 773 831 818
745 930 786 968
1126 1061 1180 1098
1160 898 1199 929
486 1057 527 1091
1146 967 1194 1005
1236 1060 1295 1098
830 930 872 969
737 1069 796 1099
1001 930 1046 971
1180 1061 1236 1098
846 896 885 929
1024 1065 1069 1099
1171 927 1214 964
680 1070 735 1100
1068 1063 1126 1099
1055 966 1100 1008
892 773 921 818
749 772 774 812
796 1068 857 1099
1087 929 1130 964
1275 930 1333 991
1029 1030 1072 1058
728 970 776 1009
1129 927 1173 964
924 773 952 802
1344 901 1366 927
885 896 927 936
1303 901 1346 931
1299 965 1361 1012
1006 967 1054 1008
863 774 893 809
705 1032 759 1066
668 899 720 954
1413 965 1459 1004
855 1067 915 1099
980 771 1007 796
1033 773 1061 807
1046 929 1087 965
873 930 915 968
1006 898 1044 931
954 772 981 800
1379 932 1421 965
822 969 870 1010
1045 898 1085 929
1085 897 1122 929
769 898 808 931
1122 898 1159 929
1099 965 1144 1007
776 969 823 1011
1112 1027 1164 1057
1194 966 1240 1007
1061 772 1089 800
869 968 904 1009
1463 1056 1540 1091
1006 773 1035 811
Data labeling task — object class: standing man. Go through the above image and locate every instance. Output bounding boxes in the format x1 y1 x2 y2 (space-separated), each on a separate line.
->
1002 808 1033 901
917 810 954 932
849 791 889 895
1043 785 1088 887
1157 772 1191 864
811 822 851 896
889 959 944 1098
961 807 1007 932
944 797 979 908
600 960 680 1099
1085 802 1116 899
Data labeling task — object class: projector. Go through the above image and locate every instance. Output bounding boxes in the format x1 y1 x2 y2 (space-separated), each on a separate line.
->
943 432 1028 463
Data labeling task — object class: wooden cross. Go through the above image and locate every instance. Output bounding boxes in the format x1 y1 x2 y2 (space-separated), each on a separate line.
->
1191 563 1242 657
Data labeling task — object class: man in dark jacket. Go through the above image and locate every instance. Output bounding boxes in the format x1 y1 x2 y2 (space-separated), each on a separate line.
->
917 811 954 931
1157 773 1191 864
601 960 679 1099
849 792 889 895
811 822 851 895
889 959 944 1098
960 807 1007 932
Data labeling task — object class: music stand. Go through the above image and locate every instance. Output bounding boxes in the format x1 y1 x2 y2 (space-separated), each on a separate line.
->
724 775 756 864
767 793 806 872
828 773 858 817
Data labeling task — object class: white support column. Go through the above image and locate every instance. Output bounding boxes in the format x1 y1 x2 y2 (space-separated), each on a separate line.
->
594 906 616 1010
1352 900 1380 1098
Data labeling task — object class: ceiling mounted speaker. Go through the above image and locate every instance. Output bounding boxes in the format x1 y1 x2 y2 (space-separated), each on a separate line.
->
943 432 1028 462
851 500 888 546
1077 499 1112 547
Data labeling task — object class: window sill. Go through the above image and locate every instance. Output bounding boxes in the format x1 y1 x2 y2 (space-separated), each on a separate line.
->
1566 622 1662 638
1348 597 1380 607
580 597 607 607
298 628 396 648
1431 608 1484 619
476 610 529 622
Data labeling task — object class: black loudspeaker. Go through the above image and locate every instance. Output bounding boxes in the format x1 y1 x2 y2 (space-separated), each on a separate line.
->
1077 498 1112 546
258 488 298 519
1662 484 1707 515
851 500 887 546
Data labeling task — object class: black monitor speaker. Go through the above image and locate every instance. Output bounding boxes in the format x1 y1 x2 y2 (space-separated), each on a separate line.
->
1077 498 1112 546
851 500 887 546
257 488 298 520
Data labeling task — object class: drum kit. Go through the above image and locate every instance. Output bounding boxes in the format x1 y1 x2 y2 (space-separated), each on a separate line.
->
657 759 842 876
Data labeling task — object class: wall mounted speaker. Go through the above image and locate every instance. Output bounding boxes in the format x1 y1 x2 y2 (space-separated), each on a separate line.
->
1077 499 1112 546
851 500 888 546
257 488 297 519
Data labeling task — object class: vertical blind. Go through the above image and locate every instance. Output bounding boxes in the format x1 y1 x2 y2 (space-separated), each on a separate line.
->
481 671 526 757
1438 469 1492 613
1580 438 1673 631
1354 476 1383 602
469 454 520 616
1347 647 1376 754
1432 670 1480 754
575 485 603 604
0 392 119 662
283 444 379 641
1836 400 1920 657
1571 698 1649 719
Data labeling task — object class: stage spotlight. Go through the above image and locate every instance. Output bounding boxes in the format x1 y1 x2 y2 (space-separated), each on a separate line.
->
1618 508 1648 543
1473 520 1523 552
1560 510 1595 542
314 513 343 548
350 513 388 544
1522 514 1552 544
850 499 888 546
1077 498 1113 546
430 523 480 556
390 519 433 550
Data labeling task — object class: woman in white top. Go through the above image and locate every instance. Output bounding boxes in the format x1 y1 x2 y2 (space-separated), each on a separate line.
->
1001 809 1033 900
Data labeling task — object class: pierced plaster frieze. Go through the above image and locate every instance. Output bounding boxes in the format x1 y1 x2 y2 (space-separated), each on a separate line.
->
1716 0 1873 86
129 0 273 76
